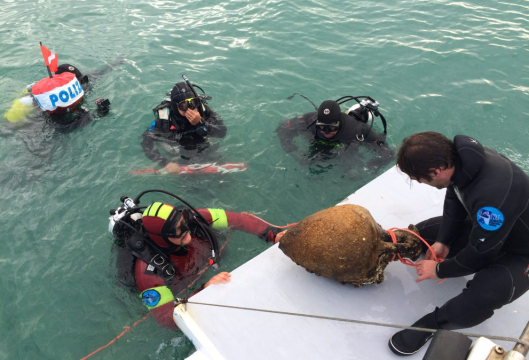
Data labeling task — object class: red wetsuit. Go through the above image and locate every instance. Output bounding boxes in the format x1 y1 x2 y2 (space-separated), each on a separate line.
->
133 209 275 328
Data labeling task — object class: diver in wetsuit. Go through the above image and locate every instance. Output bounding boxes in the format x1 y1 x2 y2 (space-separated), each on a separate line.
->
276 97 393 171
109 190 280 328
389 132 529 356
141 78 227 174
4 62 118 131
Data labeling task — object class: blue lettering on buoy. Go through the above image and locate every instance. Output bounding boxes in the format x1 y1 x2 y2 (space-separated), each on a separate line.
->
75 80 82 93
59 90 69 103
68 86 76 99
49 94 59 107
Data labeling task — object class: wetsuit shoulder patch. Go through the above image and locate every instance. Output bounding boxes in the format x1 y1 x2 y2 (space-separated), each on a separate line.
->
477 207 504 231
141 289 161 307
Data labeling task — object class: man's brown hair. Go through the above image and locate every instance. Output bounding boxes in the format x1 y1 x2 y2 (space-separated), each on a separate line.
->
396 132 457 181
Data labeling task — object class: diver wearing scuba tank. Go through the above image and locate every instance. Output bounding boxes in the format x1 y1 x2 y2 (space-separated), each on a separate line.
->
141 77 227 172
276 95 393 171
109 189 282 328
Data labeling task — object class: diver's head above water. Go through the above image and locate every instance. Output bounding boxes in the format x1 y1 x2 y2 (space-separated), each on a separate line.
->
55 64 88 85
142 202 192 249
170 82 203 122
315 100 341 138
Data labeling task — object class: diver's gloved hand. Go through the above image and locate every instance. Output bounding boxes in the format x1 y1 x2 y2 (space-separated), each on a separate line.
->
95 98 111 114
259 225 283 243
195 124 209 136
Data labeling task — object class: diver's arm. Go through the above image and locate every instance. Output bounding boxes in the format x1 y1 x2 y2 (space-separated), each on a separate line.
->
87 55 126 79
203 272 231 288
277 118 314 167
197 208 280 242
141 131 171 167
361 128 394 170
72 110 95 130
203 107 227 138
276 117 303 154
47 108 95 132
369 138 395 165
436 198 519 278
276 113 317 165
363 150 394 172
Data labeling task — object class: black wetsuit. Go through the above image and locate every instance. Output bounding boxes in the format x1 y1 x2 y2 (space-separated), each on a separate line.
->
276 109 393 170
141 101 227 167
416 135 529 328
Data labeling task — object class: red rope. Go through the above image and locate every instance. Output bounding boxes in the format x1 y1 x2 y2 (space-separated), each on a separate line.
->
241 212 297 229
80 313 151 360
386 227 446 284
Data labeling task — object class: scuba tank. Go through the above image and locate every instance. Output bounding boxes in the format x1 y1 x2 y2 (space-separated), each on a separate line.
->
336 95 387 136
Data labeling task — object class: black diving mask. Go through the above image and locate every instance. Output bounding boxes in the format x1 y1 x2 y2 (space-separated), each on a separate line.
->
316 121 340 134
177 97 200 112
165 209 190 239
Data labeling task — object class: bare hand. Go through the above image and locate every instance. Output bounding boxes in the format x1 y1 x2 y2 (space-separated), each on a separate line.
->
425 242 449 261
204 272 231 288
162 162 180 174
415 260 439 282
274 230 287 244
185 108 202 125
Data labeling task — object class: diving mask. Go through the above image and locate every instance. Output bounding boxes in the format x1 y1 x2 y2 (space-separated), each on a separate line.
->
315 120 340 134
165 209 190 239
177 97 200 112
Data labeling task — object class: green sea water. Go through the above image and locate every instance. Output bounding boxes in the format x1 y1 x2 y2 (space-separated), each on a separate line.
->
0 0 528 359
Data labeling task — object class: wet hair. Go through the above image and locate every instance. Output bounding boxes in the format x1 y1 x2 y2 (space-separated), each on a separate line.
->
396 131 457 181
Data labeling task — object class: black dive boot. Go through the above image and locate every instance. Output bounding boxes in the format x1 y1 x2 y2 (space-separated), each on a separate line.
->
388 310 439 356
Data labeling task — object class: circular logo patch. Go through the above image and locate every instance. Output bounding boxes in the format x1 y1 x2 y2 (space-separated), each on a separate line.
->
323 108 330 115
477 207 504 231
68 66 75 71
142 289 161 307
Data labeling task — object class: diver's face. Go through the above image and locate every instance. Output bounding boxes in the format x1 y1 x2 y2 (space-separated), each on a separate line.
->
410 168 452 190
318 125 339 138
167 217 192 246
322 130 338 138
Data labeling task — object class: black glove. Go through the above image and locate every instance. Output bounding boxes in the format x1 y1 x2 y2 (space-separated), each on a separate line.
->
195 122 209 136
95 98 111 114
259 225 282 243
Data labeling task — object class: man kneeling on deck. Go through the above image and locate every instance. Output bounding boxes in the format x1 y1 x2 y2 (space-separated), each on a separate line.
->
389 131 529 356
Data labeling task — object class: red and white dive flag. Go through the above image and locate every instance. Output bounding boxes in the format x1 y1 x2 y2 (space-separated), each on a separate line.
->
40 45 58 72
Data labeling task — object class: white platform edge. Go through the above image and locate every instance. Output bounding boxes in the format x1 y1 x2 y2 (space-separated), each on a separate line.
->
173 305 226 360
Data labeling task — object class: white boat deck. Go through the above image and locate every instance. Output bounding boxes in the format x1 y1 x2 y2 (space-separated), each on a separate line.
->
174 166 529 360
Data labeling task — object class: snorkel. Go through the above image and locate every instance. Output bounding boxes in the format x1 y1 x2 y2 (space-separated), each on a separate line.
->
182 75 212 109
